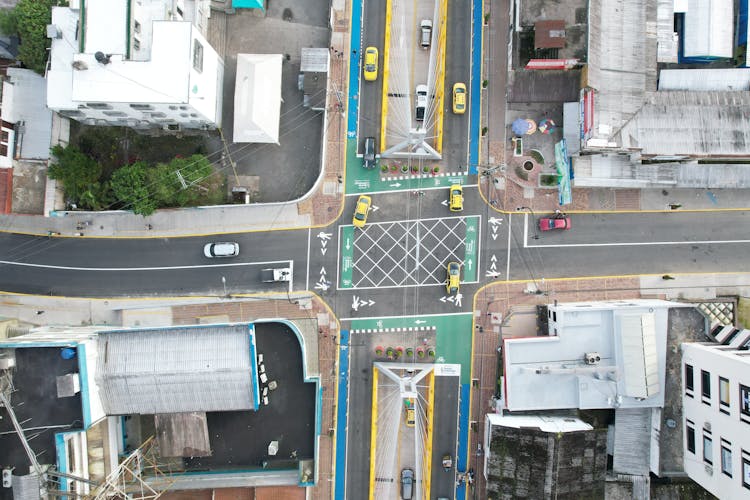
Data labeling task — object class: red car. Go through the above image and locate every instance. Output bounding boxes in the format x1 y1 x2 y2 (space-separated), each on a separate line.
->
539 215 571 231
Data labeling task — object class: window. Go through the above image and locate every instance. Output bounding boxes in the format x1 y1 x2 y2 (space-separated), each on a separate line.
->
133 37 140 51
134 20 141 33
149 112 166 118
1 130 9 142
721 442 732 477
169 105 178 110
685 364 694 395
701 370 711 403
192 40 203 72
130 104 153 111
720 377 730 413
61 110 84 118
742 385 750 424
744 454 750 490
103 111 126 117
686 422 695 454
85 103 111 110
703 435 713 465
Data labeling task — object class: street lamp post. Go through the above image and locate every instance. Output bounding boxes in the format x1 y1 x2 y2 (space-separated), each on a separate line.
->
221 276 228 297
516 206 539 240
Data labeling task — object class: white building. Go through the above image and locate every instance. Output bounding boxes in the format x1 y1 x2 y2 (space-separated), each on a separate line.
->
46 0 222 131
681 340 750 498
502 299 688 412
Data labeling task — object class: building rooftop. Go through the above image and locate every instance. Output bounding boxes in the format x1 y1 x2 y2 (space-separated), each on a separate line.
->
0 347 84 471
1 69 53 160
48 5 221 122
503 300 687 411
534 20 566 49
485 415 607 499
96 324 258 415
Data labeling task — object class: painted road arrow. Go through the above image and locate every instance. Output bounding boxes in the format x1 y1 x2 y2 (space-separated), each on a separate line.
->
415 320 427 324
389 182 402 187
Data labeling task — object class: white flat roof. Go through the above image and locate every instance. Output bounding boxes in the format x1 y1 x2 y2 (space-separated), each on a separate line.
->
233 54 283 143
84 0 128 55
503 300 679 411
2 69 52 160
683 0 733 58
486 413 592 433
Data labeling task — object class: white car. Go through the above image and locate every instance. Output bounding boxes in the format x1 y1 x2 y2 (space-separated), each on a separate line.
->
415 84 428 121
203 242 240 258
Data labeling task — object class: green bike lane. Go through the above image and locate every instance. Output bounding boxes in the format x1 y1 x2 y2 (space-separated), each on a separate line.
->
345 139 469 193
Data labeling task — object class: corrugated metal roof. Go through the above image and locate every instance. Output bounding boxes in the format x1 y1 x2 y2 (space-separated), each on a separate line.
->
619 314 660 399
656 0 678 62
612 408 652 475
659 69 750 91
535 20 566 49
587 0 657 142
616 91 750 155
96 325 255 415
683 0 733 58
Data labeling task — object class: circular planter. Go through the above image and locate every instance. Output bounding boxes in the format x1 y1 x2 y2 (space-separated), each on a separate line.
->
406 347 414 357
400 165 409 173
427 348 436 358
375 345 384 357
523 161 534 171
416 347 426 359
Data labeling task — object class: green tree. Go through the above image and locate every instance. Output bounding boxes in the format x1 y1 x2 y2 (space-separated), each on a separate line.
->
0 9 19 35
110 161 157 216
48 145 103 208
16 0 60 74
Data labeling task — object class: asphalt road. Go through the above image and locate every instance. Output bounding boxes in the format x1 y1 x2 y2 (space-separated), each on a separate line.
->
357 1 470 167
431 373 460 499
3 190 750 301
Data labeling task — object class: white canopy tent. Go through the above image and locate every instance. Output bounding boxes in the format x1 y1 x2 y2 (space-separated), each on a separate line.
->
233 53 283 143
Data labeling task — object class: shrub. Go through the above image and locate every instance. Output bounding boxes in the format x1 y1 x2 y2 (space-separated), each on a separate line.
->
422 166 429 173
48 145 103 209
400 164 409 173
433 166 439 173
375 346 384 356
16 0 61 74
416 347 426 358
427 348 435 357
406 347 414 357
381 165 388 173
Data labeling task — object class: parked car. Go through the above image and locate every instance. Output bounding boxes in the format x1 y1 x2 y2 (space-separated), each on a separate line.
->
363 46 378 81
401 468 415 499
363 136 376 169
415 84 428 121
446 261 460 294
452 82 466 114
420 19 432 48
352 195 372 228
448 184 463 212
203 242 239 258
539 214 571 231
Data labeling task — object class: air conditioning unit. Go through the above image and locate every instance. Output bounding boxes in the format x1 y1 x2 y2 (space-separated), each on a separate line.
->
0 357 15 370
704 464 713 476
2 469 11 488
704 421 712 432
584 352 601 365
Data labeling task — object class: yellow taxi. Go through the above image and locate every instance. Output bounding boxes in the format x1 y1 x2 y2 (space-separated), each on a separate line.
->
352 195 372 228
452 82 466 114
405 399 415 427
363 46 378 81
446 261 460 294
448 184 463 212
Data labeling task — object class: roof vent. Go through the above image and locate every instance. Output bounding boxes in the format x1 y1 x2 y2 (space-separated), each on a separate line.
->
584 352 601 365
46 24 62 39
94 51 111 65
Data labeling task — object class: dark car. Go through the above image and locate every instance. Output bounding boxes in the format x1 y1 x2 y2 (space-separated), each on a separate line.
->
539 215 571 231
400 468 414 499
363 136 376 169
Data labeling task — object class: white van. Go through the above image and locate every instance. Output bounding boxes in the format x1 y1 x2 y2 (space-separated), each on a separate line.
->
415 85 428 121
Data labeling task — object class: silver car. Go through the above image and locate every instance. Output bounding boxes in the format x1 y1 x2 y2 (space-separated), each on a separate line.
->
203 242 239 258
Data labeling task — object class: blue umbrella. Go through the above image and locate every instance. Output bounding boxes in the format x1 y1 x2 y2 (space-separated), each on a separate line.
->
512 118 530 136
